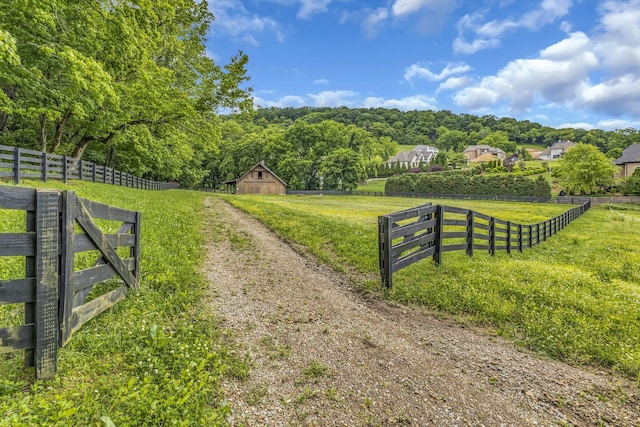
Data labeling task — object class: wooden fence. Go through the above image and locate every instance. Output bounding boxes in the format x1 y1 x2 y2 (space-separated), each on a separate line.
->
378 200 591 288
0 144 178 190
0 185 140 379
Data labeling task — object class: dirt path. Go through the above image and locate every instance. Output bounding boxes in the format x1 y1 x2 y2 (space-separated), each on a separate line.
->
202 198 639 426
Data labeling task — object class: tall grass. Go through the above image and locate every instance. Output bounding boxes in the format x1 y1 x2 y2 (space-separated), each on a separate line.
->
0 180 247 425
224 194 640 380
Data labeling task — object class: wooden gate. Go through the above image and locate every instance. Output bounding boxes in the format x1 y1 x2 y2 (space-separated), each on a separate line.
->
0 186 140 379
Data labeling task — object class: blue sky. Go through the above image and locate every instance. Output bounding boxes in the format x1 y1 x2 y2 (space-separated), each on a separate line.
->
207 0 640 131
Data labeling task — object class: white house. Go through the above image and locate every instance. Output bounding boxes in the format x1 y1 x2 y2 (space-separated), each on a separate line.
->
538 140 575 161
386 145 439 168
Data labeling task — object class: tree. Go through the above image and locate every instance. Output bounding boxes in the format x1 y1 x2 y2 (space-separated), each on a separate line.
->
623 169 640 195
319 148 366 191
554 144 618 194
479 131 516 154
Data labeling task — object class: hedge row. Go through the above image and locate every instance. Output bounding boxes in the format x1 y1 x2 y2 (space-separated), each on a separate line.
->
385 173 551 198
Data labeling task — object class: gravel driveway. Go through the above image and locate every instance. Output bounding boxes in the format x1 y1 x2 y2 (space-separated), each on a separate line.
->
202 198 639 426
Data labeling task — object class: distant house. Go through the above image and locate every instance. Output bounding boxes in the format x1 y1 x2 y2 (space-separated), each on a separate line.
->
386 145 439 168
538 140 575 161
471 153 501 163
463 145 506 160
614 144 640 178
223 161 287 195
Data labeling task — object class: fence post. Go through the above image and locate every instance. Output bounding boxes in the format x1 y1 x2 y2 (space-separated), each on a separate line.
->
24 204 36 367
506 221 511 254
13 147 20 184
434 205 444 265
35 190 60 380
466 210 474 257
518 224 523 253
92 163 96 182
489 217 495 256
131 211 142 291
41 152 48 182
378 216 393 288
62 156 68 183
58 191 76 347
78 160 83 181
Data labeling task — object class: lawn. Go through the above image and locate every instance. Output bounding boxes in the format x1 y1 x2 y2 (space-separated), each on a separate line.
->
223 194 640 380
0 180 248 425
356 178 387 192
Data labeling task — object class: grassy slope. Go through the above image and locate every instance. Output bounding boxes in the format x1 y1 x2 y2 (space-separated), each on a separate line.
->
224 195 640 380
0 180 246 426
356 179 387 192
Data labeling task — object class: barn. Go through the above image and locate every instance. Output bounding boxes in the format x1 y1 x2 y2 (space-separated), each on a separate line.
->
224 161 287 195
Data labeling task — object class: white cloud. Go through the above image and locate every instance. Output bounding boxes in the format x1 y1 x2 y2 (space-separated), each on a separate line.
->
557 122 596 130
392 0 434 17
209 0 283 44
582 74 640 117
308 90 360 107
453 31 598 112
362 8 389 39
404 63 471 83
597 118 640 131
454 0 573 54
363 95 437 110
297 0 333 19
593 0 640 75
437 76 475 92
253 94 306 108
313 79 330 85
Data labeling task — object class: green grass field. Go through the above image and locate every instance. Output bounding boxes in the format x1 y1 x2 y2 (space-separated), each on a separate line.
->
356 178 387 192
224 194 640 380
0 180 248 425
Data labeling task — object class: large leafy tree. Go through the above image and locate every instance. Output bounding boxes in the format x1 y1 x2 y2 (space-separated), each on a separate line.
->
0 0 252 185
554 144 618 194
319 148 366 191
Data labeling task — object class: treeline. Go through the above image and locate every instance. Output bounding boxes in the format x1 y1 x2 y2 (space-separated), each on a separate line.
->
253 107 640 157
0 0 251 186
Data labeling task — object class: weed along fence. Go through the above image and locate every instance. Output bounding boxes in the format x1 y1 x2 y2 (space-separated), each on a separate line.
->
378 201 591 288
0 185 140 379
0 144 178 190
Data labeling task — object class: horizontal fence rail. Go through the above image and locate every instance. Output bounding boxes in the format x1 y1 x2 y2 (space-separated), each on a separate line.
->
0 185 140 379
378 200 591 288
0 144 179 190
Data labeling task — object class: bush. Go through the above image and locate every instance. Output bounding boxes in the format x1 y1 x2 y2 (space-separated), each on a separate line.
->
623 169 640 195
385 172 551 198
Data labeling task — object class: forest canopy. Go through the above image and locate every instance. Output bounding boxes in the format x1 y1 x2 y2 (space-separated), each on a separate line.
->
0 0 252 186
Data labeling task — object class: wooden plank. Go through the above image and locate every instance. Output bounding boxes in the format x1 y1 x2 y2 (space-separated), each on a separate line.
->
78 196 136 222
442 243 467 252
0 185 36 210
474 244 490 251
392 218 437 239
74 233 135 253
442 219 468 227
474 222 490 231
0 278 35 304
387 204 436 222
442 231 466 239
394 245 436 271
391 232 436 257
74 198 136 288
35 190 59 380
473 233 490 241
58 191 75 347
72 258 135 293
0 325 34 353
474 212 491 221
70 286 128 334
494 236 507 242
18 147 44 156
24 209 35 367
0 233 36 256
442 206 469 215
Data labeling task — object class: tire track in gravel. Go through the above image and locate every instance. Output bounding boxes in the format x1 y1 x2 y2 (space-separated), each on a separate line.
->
202 197 639 427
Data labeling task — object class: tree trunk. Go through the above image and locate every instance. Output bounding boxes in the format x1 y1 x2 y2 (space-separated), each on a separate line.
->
72 135 92 159
51 109 72 153
39 113 48 152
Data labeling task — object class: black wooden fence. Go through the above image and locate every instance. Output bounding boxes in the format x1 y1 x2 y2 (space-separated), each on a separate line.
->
0 144 178 190
0 185 140 379
378 200 591 288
